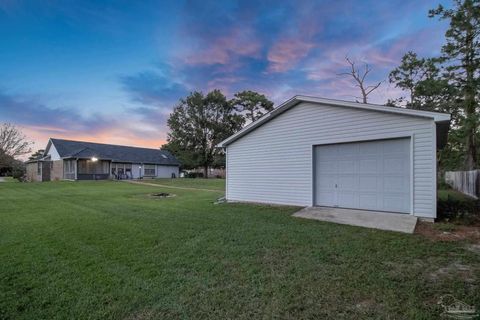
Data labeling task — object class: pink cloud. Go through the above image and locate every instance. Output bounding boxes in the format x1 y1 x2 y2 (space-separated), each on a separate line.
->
267 38 315 73
265 8 321 74
23 123 168 158
183 27 261 66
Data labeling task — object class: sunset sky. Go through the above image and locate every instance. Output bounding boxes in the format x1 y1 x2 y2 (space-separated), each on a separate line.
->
0 0 449 153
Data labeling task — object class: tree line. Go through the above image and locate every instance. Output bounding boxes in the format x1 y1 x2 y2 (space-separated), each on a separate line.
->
166 0 480 176
1 0 478 178
388 0 480 171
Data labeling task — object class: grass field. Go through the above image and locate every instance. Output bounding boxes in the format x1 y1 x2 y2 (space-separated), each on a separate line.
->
144 178 225 191
0 179 479 319
438 189 476 202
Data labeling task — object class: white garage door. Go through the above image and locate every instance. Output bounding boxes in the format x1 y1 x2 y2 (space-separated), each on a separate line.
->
314 138 411 213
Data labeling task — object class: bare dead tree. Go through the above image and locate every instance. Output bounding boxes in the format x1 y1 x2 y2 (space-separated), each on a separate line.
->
338 57 382 103
0 123 32 166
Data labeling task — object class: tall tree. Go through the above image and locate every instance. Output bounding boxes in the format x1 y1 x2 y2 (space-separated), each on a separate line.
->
389 52 440 107
430 0 480 170
338 57 382 103
164 90 243 178
0 123 32 167
389 52 456 115
231 90 274 123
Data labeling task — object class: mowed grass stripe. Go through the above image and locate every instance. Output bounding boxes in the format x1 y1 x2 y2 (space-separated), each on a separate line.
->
0 180 478 319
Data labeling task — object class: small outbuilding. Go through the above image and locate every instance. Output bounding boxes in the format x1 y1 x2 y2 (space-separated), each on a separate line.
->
218 96 451 220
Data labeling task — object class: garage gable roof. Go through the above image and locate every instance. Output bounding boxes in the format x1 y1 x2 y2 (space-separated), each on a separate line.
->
218 95 451 147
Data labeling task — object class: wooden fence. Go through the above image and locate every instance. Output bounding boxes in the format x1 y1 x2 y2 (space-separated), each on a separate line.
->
444 170 480 199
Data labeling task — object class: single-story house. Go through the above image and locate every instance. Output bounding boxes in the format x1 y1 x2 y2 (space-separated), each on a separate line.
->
26 138 180 182
218 95 451 220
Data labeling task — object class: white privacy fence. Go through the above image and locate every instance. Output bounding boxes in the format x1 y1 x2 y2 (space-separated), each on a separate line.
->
444 170 480 199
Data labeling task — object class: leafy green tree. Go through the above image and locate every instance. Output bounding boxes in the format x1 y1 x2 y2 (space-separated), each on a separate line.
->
438 129 468 171
389 53 442 107
430 0 480 170
164 90 243 177
389 52 458 117
231 90 274 123
161 142 196 170
389 52 425 105
389 1 480 170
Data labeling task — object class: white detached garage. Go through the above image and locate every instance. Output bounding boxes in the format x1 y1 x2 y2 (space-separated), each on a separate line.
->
219 96 451 219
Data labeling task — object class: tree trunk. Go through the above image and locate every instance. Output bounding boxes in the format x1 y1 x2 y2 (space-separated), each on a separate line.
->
464 97 477 169
465 128 477 170
463 22 478 170
203 165 209 179
361 88 367 104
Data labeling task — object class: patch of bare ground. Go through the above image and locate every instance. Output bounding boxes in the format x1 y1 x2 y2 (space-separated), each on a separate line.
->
352 299 381 314
466 244 480 255
415 221 480 243
428 262 476 284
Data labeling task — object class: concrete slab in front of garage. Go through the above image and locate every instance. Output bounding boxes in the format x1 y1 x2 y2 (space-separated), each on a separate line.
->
293 206 418 234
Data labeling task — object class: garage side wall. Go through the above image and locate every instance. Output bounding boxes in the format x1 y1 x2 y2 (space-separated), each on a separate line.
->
226 102 436 218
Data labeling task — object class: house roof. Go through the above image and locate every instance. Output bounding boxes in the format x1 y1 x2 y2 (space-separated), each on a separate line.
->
46 138 180 166
218 95 452 147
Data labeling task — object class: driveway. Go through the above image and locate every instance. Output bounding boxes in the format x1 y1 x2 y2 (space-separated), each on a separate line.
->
293 206 418 233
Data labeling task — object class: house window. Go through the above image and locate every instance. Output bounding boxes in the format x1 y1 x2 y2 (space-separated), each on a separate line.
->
37 162 41 175
77 160 109 174
144 164 155 176
64 160 76 179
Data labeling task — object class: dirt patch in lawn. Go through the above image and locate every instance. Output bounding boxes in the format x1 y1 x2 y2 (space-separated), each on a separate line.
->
428 261 476 284
149 192 175 199
415 221 480 243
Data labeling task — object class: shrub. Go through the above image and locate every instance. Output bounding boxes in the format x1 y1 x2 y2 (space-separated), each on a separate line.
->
11 165 26 182
437 175 452 190
437 190 479 223
185 172 204 178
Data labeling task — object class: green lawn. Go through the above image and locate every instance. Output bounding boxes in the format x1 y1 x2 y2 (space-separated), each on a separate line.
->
147 178 225 191
0 180 479 319
438 189 474 202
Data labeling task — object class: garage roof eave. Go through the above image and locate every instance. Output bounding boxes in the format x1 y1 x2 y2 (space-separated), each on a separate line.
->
217 95 451 147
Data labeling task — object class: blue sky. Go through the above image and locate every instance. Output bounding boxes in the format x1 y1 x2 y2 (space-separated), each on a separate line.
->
0 0 449 151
